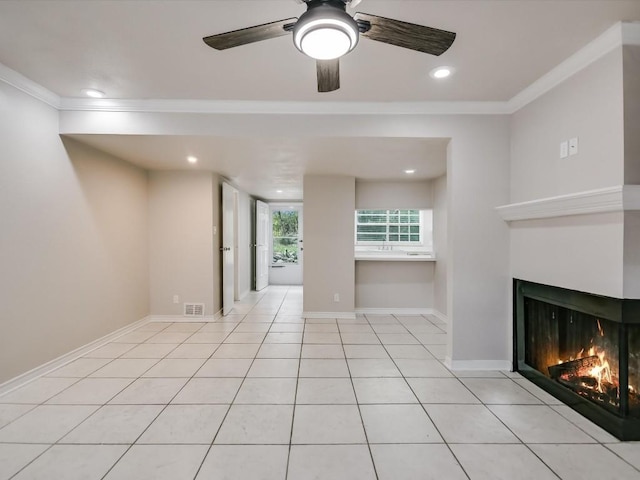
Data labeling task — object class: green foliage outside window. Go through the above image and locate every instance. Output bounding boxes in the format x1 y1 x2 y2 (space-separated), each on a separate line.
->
273 210 299 263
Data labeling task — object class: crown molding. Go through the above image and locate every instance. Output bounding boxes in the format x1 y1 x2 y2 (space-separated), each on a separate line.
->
496 185 640 222
507 22 627 113
0 62 60 108
57 97 511 115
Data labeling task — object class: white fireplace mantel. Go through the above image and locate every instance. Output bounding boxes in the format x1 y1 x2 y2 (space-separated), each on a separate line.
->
496 185 640 222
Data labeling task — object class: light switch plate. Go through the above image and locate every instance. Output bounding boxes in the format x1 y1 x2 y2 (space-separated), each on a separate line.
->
560 141 568 159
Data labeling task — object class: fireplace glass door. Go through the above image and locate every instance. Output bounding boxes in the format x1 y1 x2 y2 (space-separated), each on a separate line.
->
524 298 623 415
515 280 640 439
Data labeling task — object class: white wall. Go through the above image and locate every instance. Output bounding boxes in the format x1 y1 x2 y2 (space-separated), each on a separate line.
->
624 45 640 184
61 111 512 366
355 179 437 310
433 174 448 317
511 213 624 297
624 212 640 298
149 171 217 316
303 176 355 314
356 180 434 209
236 189 252 298
355 262 434 309
445 117 511 367
510 48 624 202
0 82 149 383
623 45 640 299
509 47 626 298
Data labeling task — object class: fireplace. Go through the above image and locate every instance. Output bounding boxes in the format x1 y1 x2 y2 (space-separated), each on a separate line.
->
514 279 640 440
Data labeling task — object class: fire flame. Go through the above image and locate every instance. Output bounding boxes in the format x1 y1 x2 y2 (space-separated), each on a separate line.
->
587 347 612 393
550 319 636 406
555 321 621 398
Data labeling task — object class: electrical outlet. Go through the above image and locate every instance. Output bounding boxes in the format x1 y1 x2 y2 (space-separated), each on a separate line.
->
173 295 179 304
333 293 340 302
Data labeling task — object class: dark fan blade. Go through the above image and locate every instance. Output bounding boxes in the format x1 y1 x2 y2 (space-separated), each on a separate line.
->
203 18 297 50
317 59 340 93
354 12 455 56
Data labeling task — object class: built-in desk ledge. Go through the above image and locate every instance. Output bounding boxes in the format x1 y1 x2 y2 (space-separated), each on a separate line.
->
496 185 640 222
354 251 436 261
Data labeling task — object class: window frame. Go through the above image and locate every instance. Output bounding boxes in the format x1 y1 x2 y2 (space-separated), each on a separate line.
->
354 209 425 246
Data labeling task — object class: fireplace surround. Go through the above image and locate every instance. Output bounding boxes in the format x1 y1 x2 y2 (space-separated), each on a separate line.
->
514 279 640 440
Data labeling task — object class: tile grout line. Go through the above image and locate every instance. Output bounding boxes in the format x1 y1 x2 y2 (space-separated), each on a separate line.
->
190 291 274 480
284 285 303 480
192 285 291 480
388 314 565 480
97 317 243 480
369 312 473 480
338 316 380 480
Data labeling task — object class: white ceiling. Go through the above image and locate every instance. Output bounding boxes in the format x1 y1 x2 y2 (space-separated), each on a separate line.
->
1 0 639 199
65 135 449 200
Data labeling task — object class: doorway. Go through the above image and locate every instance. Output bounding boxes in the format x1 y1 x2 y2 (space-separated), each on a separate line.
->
269 204 303 285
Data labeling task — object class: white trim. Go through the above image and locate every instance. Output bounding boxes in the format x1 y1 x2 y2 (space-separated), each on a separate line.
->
57 97 512 115
0 316 151 397
355 308 433 316
355 308 448 323
430 309 449 325
496 185 640 222
508 22 624 112
148 314 219 323
447 359 513 371
0 62 60 108
302 311 357 319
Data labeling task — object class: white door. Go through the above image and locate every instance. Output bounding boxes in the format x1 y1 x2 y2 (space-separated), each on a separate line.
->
222 182 236 315
270 204 303 285
255 200 269 291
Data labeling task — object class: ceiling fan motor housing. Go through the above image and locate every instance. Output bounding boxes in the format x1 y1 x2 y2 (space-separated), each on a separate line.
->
293 0 360 60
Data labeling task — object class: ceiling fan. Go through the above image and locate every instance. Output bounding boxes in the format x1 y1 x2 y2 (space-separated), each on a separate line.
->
202 0 456 93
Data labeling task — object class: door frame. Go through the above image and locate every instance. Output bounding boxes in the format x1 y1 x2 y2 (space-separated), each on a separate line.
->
269 203 303 286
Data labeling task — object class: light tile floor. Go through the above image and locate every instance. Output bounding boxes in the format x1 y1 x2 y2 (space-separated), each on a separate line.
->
1 285 640 479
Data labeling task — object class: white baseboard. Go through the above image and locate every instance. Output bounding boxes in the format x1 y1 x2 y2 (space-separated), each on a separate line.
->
302 311 357 319
445 358 513 371
430 309 448 324
0 315 151 397
355 308 431 315
149 314 219 323
354 308 448 324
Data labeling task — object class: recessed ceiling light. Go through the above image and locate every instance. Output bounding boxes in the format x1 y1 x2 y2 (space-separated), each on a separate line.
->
404 169 416 174
187 156 198 164
429 66 454 79
81 88 105 98
276 190 283 194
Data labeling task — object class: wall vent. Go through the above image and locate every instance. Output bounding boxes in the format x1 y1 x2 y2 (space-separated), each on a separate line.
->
183 303 205 317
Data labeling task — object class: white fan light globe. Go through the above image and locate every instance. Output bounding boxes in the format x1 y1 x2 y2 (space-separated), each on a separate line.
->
300 28 352 60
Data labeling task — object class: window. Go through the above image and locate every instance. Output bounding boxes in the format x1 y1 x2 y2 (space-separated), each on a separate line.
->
272 209 299 264
355 209 431 246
